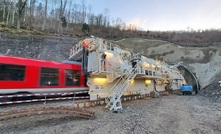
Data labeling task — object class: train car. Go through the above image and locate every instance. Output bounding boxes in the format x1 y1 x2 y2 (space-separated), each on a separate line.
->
0 55 88 95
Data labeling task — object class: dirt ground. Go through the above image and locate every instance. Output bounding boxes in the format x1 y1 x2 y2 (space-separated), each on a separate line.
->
0 94 221 134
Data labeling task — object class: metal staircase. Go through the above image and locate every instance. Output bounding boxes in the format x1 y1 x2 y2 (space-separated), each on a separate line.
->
105 65 137 111
69 41 84 60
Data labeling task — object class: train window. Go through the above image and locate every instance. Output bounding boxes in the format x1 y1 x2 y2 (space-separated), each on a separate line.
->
65 70 80 86
40 68 59 86
0 64 26 81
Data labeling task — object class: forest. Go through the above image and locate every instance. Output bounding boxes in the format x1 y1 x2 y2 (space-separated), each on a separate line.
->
0 0 221 47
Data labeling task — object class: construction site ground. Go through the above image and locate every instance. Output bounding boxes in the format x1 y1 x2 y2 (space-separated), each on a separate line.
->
0 94 221 134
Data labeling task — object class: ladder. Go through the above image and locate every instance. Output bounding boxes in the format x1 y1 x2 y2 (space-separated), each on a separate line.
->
105 65 137 111
69 41 84 60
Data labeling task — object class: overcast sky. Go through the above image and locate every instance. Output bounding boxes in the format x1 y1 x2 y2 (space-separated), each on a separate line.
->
84 0 221 31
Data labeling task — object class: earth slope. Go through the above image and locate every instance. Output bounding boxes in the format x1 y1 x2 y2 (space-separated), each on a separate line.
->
115 38 221 88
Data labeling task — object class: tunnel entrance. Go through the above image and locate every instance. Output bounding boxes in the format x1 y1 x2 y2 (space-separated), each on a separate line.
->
177 65 200 94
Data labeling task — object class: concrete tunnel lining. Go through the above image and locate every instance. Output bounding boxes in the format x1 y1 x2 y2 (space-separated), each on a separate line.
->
177 65 200 94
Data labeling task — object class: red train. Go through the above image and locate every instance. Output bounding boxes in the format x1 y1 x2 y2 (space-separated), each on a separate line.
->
0 56 88 95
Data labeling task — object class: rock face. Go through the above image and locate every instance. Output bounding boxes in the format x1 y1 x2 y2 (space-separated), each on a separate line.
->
117 38 221 88
199 77 221 102
147 45 221 89
116 38 221 102
0 33 78 62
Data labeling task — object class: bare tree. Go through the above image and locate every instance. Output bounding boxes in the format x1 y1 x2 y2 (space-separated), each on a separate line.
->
66 0 72 29
2 0 16 26
2 0 6 22
0 0 139 37
27 0 36 29
10 0 16 26
103 8 109 27
72 1 77 24
115 17 124 29
87 4 92 24
49 0 58 30
5 0 10 25
57 0 67 33
17 0 27 29
96 14 103 27
42 0 47 30
81 0 86 23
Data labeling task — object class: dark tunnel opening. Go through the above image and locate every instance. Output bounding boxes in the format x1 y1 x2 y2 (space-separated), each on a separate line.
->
177 65 200 94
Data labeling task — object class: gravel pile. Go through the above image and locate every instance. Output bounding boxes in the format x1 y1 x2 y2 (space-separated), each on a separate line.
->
199 78 221 102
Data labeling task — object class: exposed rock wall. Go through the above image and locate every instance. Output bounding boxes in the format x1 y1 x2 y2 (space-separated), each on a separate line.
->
0 33 78 62
117 38 221 88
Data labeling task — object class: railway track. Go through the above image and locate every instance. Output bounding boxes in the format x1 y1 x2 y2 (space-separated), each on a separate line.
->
0 91 89 105
0 106 95 121
0 91 96 121
0 92 152 121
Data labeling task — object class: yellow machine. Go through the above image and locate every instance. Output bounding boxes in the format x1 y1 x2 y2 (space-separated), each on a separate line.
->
69 36 186 111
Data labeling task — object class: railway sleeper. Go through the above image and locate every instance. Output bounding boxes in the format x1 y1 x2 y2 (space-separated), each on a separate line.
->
0 106 95 121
